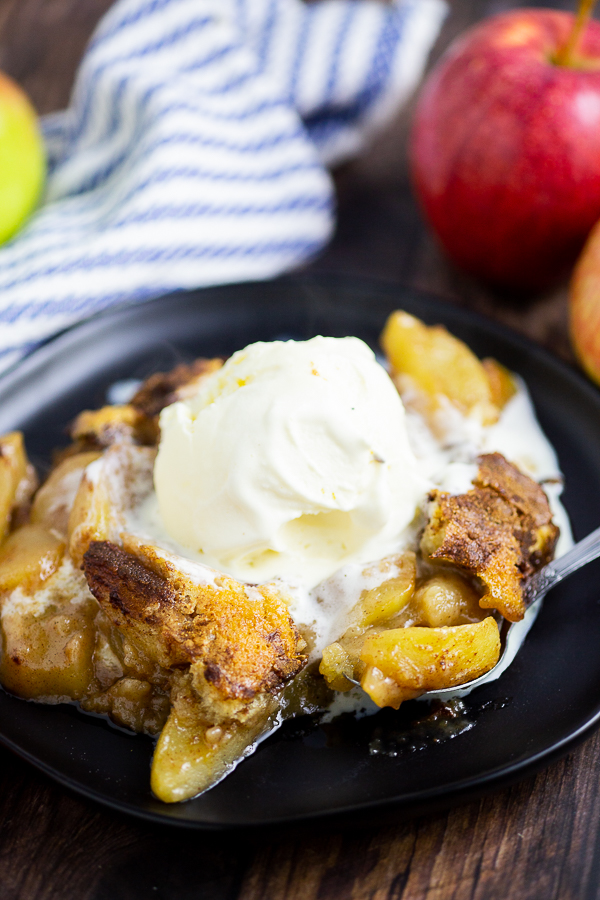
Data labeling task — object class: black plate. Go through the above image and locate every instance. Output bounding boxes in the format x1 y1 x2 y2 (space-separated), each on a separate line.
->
1 274 599 830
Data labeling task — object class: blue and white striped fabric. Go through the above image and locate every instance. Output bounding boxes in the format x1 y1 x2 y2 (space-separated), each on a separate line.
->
0 0 446 373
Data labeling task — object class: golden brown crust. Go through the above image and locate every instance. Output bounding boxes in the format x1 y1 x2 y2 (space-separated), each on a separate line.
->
131 358 223 419
82 540 307 701
475 453 555 531
69 405 157 448
421 453 559 622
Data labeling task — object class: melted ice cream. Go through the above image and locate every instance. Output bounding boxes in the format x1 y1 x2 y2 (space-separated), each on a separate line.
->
124 373 572 696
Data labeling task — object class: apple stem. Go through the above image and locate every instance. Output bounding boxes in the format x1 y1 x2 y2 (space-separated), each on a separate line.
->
555 0 599 67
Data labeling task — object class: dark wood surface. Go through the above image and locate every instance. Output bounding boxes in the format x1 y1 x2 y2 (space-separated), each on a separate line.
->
0 1 597 898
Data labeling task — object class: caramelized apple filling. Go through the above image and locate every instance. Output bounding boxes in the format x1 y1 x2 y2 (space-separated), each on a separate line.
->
318 558 496 706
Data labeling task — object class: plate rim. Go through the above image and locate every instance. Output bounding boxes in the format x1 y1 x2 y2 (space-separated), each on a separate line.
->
3 699 599 831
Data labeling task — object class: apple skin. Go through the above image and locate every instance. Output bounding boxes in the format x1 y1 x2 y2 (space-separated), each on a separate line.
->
410 9 600 292
570 218 600 385
0 72 45 245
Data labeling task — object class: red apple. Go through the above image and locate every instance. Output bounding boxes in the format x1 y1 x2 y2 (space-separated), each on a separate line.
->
569 217 600 384
410 8 600 291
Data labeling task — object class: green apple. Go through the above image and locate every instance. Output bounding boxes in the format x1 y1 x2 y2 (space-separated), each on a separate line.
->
0 71 45 245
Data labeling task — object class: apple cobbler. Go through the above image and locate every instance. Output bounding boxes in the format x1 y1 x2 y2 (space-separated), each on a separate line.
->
0 312 562 802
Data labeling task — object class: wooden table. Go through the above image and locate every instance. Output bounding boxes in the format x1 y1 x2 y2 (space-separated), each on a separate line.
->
0 1 596 898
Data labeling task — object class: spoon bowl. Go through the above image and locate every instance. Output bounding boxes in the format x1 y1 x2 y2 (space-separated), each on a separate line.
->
346 524 600 702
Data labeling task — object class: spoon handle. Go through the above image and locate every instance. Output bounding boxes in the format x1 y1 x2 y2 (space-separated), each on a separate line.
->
526 524 600 602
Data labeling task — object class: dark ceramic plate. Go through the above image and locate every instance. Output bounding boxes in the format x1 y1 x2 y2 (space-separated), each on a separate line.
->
0 274 599 830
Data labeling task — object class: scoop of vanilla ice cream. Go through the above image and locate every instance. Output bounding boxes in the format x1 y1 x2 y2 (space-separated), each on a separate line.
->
154 336 425 587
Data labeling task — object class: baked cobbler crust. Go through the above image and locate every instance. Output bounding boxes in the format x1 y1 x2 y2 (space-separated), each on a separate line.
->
421 453 559 621
83 538 306 701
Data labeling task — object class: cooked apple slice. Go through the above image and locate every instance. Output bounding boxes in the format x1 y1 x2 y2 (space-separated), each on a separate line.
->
381 310 499 425
0 431 36 543
31 451 101 537
352 552 416 628
412 573 485 628
359 618 500 709
0 524 65 594
320 642 355 692
482 358 517 409
151 675 277 803
319 552 417 691
0 561 98 701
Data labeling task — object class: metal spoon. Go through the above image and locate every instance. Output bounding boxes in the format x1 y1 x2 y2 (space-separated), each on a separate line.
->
346 524 600 701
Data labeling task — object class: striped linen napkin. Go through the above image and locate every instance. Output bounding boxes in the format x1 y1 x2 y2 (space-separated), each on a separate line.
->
0 0 446 373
